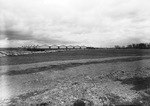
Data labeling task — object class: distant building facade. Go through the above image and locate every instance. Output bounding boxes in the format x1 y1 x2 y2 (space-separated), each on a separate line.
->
67 45 74 49
59 45 67 49
74 45 81 49
81 46 87 49
37 45 49 49
50 45 59 50
21 45 87 51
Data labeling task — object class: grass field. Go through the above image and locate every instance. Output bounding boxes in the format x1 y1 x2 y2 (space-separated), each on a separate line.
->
1 49 150 65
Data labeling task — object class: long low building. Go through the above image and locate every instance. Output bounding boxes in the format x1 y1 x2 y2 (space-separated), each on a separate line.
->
22 45 87 50
50 45 59 49
37 45 49 49
59 45 67 49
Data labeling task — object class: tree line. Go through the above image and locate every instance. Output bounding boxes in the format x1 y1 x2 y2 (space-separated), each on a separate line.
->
115 43 150 49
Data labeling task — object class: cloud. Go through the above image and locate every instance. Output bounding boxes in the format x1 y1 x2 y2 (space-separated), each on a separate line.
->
0 0 150 47
1 29 33 40
0 10 76 46
0 38 9 48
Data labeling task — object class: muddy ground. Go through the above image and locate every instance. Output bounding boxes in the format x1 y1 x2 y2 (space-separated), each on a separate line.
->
0 56 150 106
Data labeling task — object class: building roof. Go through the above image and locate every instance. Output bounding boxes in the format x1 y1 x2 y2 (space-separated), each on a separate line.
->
38 45 49 48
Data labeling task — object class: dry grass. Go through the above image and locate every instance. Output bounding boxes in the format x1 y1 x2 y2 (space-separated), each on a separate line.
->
2 56 150 76
1 55 150 106
1 49 150 65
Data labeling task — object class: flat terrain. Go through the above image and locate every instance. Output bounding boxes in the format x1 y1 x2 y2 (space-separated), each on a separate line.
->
0 49 150 106
1 49 150 65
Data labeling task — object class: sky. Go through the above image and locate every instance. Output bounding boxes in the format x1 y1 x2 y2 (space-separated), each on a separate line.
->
0 0 150 47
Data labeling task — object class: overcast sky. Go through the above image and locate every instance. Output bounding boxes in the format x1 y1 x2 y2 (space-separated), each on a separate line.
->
0 0 150 47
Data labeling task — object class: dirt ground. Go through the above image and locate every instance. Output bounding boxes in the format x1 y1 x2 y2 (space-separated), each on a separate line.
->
0 56 150 106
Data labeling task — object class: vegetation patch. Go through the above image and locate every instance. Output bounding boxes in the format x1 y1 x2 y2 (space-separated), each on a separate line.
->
1 49 150 66
4 57 150 76
73 99 94 106
117 77 150 91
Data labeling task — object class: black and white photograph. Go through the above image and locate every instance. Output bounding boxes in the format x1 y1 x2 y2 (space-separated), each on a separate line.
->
0 0 150 105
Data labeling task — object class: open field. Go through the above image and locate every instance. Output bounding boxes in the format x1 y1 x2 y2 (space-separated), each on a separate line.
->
1 49 150 65
0 49 150 106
